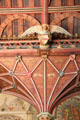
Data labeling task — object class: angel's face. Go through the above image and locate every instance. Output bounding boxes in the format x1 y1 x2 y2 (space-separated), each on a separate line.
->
43 26 47 31
42 24 49 31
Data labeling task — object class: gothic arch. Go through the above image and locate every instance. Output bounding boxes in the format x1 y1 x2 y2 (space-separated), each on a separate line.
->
50 12 80 25
0 14 40 37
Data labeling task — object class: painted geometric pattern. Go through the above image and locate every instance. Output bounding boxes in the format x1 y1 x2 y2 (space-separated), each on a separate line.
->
53 95 80 120
0 54 79 112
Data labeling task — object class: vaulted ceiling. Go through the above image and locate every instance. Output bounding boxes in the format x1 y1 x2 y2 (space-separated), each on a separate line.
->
0 0 80 116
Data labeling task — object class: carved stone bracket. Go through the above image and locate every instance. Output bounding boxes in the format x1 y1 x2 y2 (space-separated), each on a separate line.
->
37 112 54 120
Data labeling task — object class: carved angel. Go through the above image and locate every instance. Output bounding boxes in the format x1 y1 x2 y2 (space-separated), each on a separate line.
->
19 24 71 49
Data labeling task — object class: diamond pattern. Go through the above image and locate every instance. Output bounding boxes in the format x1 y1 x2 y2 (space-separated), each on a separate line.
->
0 55 79 112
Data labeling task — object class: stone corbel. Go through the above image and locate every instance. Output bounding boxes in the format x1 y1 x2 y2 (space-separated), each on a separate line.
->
37 112 54 120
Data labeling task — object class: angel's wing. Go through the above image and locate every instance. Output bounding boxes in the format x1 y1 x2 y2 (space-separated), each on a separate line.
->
50 25 72 36
18 25 42 38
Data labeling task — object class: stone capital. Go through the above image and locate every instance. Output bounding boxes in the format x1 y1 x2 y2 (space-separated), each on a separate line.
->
37 112 54 120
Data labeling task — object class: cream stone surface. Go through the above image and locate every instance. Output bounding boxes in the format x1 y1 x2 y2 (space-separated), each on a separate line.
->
0 94 38 120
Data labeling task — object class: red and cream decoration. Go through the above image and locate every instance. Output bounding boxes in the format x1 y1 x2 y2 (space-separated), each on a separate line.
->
0 52 80 116
37 112 53 120
0 0 80 120
19 24 71 49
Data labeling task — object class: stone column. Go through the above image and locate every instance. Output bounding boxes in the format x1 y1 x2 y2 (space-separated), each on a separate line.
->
6 0 11 7
18 19 23 35
68 16 73 34
18 0 22 7
41 0 49 24
29 0 34 7
55 0 61 7
68 0 74 6
29 0 34 17
37 112 54 120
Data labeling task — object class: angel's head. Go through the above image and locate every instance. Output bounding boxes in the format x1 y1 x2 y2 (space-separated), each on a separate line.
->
42 24 49 31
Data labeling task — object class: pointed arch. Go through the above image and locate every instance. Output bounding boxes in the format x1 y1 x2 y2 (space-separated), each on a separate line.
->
0 14 40 37
50 12 80 25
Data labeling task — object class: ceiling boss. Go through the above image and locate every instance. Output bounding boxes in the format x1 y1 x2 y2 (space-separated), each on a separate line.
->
19 24 71 49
